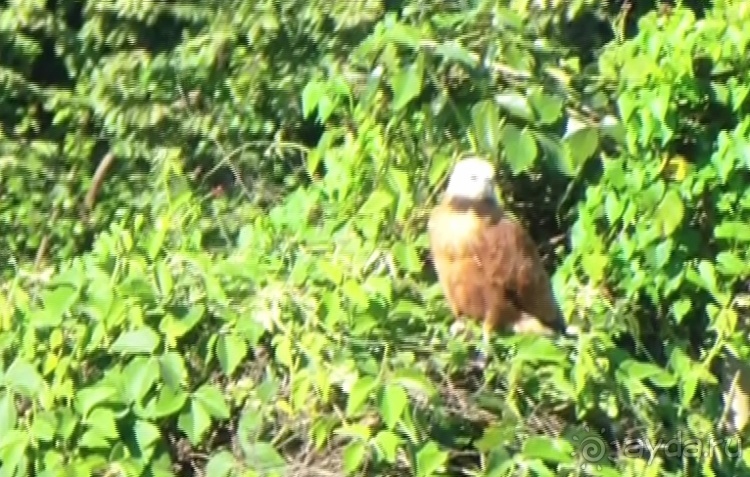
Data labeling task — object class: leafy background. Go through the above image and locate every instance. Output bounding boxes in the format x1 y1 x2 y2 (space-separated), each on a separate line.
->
2 0 750 476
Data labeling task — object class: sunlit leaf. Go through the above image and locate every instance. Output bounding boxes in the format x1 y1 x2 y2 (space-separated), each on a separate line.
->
346 376 379 416
391 58 424 111
379 383 408 429
654 189 684 236
416 441 448 477
522 436 575 464
343 440 367 475
501 124 538 174
472 100 501 156
216 333 248 376
194 384 231 419
111 327 160 355
495 93 534 121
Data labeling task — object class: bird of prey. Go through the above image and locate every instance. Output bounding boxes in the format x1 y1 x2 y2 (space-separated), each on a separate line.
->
427 157 565 364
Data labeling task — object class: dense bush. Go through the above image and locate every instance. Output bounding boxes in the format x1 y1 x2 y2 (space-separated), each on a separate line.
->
2 0 750 476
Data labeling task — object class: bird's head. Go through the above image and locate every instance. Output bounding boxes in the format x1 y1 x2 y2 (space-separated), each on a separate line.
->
444 157 498 202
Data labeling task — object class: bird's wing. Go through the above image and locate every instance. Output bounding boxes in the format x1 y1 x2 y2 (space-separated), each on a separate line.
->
481 216 564 332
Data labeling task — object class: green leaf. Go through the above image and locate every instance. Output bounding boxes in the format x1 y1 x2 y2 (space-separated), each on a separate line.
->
118 276 156 301
87 408 119 440
0 390 18 436
343 440 367 475
472 100 501 156
391 59 424 111
160 305 205 341
373 430 401 464
600 114 627 145
388 167 412 220
697 260 718 292
205 451 237 477
671 298 692 324
194 384 231 419
178 398 212 446
495 93 534 121
346 376 378 416
561 126 599 174
618 360 676 388
32 285 78 328
301 80 325 118
434 41 478 67
513 335 568 364
57 408 78 440
428 153 452 186
30 410 55 442
237 406 264 441
342 280 371 311
155 261 174 297
159 352 187 390
391 300 426 322
653 239 673 269
307 149 323 180
730 82 750 111
245 441 286 473
716 251 748 276
146 456 172 477
617 92 637 122
485 448 515 477
75 386 118 418
715 221 750 242
581 252 608 284
216 333 248 376
134 419 161 452
475 424 516 452
392 243 422 275
416 440 448 477
525 459 557 477
679 372 700 409
359 189 394 217
605 193 624 224
654 189 684 236
0 430 29 475
311 416 336 451
316 94 335 123
336 423 372 442
529 90 563 125
384 21 422 48
122 356 160 404
111 326 160 355
147 220 169 261
203 273 228 305
501 124 538 175
274 334 294 368
521 436 575 463
4 359 44 397
391 369 437 398
153 386 188 418
379 384 408 430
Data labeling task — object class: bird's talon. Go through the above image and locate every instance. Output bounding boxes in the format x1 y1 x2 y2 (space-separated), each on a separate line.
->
471 349 490 369
449 321 467 337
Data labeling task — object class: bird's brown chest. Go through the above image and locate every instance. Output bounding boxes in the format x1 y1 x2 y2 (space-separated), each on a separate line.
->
433 210 485 252
428 206 501 321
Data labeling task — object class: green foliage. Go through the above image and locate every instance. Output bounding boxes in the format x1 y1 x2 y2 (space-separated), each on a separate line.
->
3 0 750 476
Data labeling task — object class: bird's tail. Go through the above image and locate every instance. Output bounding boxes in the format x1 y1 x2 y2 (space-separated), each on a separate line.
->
513 309 574 337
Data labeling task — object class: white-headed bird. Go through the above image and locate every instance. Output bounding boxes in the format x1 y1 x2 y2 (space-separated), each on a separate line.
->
428 157 565 364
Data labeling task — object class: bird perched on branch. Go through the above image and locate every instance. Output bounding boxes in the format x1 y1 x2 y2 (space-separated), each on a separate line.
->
428 157 566 364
